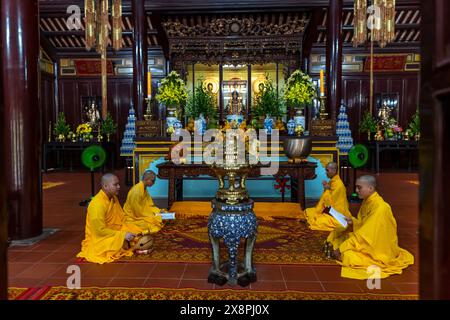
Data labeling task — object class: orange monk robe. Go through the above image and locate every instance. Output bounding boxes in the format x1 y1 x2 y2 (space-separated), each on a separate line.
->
327 192 414 279
77 190 143 264
304 175 352 231
123 181 163 233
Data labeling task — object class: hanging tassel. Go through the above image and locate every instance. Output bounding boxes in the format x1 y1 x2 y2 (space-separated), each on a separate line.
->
112 0 122 51
352 0 367 47
85 0 96 50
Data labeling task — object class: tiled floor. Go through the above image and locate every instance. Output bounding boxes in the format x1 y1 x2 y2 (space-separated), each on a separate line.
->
8 170 419 295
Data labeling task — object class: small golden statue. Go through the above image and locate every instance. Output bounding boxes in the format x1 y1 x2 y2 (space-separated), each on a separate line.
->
226 90 243 115
86 100 101 129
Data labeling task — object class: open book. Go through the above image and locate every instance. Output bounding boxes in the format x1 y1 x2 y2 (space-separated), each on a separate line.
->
323 206 348 228
157 212 176 220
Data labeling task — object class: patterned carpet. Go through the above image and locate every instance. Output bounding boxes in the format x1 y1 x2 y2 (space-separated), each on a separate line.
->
114 218 333 265
10 286 417 300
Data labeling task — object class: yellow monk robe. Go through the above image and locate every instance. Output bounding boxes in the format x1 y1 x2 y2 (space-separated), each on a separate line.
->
327 192 414 279
304 175 352 231
77 190 143 264
123 181 163 233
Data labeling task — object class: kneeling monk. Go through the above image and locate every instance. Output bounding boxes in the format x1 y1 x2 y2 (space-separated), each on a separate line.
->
304 162 352 231
328 175 414 279
123 170 163 233
77 174 142 264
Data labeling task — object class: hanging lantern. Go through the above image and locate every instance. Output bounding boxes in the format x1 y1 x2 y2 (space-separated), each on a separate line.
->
352 0 396 48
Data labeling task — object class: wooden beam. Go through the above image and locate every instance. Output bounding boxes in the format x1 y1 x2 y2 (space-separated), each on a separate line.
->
150 12 170 60
302 8 322 70
40 33 57 62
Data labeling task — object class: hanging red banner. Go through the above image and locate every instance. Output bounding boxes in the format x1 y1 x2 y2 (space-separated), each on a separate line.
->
364 55 407 72
74 59 115 75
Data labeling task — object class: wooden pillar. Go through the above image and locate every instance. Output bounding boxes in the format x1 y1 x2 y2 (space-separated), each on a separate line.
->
326 0 343 120
132 0 148 120
0 1 7 299
1 0 42 240
420 0 450 299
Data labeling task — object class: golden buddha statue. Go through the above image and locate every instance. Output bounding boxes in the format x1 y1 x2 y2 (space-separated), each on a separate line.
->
86 101 100 128
226 90 243 115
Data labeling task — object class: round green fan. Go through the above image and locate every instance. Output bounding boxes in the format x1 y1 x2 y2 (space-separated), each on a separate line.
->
348 144 369 169
79 145 107 207
81 145 106 170
348 144 369 202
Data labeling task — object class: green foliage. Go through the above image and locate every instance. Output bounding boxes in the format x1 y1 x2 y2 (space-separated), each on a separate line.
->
252 76 286 118
408 109 420 135
284 70 317 109
101 112 117 135
359 111 377 133
155 71 188 114
54 112 71 137
185 83 218 124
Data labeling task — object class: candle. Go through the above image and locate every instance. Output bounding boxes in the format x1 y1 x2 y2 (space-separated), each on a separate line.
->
319 69 324 96
147 72 151 98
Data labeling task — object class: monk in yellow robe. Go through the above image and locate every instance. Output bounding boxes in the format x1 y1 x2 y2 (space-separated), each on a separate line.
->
77 174 142 264
123 170 163 233
328 175 414 279
304 162 352 231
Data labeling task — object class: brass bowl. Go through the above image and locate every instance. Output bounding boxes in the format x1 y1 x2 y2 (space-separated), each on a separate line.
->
283 136 312 162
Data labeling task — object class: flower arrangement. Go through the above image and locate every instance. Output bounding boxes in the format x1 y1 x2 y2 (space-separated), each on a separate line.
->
67 131 77 142
185 82 218 126
295 124 304 136
54 112 71 141
76 123 93 142
101 112 117 141
359 111 377 139
155 71 188 117
284 70 317 110
252 76 286 118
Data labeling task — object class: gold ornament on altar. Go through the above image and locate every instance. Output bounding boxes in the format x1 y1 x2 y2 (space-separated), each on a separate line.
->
211 130 254 205
353 0 396 48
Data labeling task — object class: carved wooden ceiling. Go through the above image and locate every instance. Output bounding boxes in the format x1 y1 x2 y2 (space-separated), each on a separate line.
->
38 0 421 59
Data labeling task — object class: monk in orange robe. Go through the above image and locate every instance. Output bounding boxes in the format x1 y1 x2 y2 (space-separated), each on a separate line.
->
123 170 163 233
77 174 142 264
304 162 352 231
328 175 414 279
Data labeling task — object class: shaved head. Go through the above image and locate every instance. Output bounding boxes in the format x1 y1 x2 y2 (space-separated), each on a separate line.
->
142 170 157 187
357 175 377 189
325 162 338 178
142 170 156 181
355 175 377 200
101 173 117 186
101 173 120 198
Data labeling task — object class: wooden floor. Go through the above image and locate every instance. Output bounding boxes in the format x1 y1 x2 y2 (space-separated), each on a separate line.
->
7 169 418 295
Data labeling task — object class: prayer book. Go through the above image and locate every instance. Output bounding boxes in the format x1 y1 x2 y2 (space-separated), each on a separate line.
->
158 212 176 220
324 206 348 228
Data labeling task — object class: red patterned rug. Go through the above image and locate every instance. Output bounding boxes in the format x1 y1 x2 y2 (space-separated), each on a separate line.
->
112 218 332 265
12 286 417 300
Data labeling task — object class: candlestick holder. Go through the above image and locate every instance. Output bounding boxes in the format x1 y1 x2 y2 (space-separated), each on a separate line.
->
144 97 153 121
319 96 328 120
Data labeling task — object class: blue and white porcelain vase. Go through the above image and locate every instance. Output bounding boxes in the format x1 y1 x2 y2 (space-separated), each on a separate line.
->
294 109 305 131
287 118 296 135
264 116 274 135
195 114 207 135
173 119 182 135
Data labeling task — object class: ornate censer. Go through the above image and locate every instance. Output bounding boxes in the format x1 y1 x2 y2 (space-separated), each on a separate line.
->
207 129 258 287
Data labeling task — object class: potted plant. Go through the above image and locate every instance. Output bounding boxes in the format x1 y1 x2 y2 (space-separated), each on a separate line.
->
252 76 286 129
155 71 188 119
407 109 420 141
284 70 317 116
101 112 117 142
185 83 218 132
54 112 71 142
359 111 377 140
